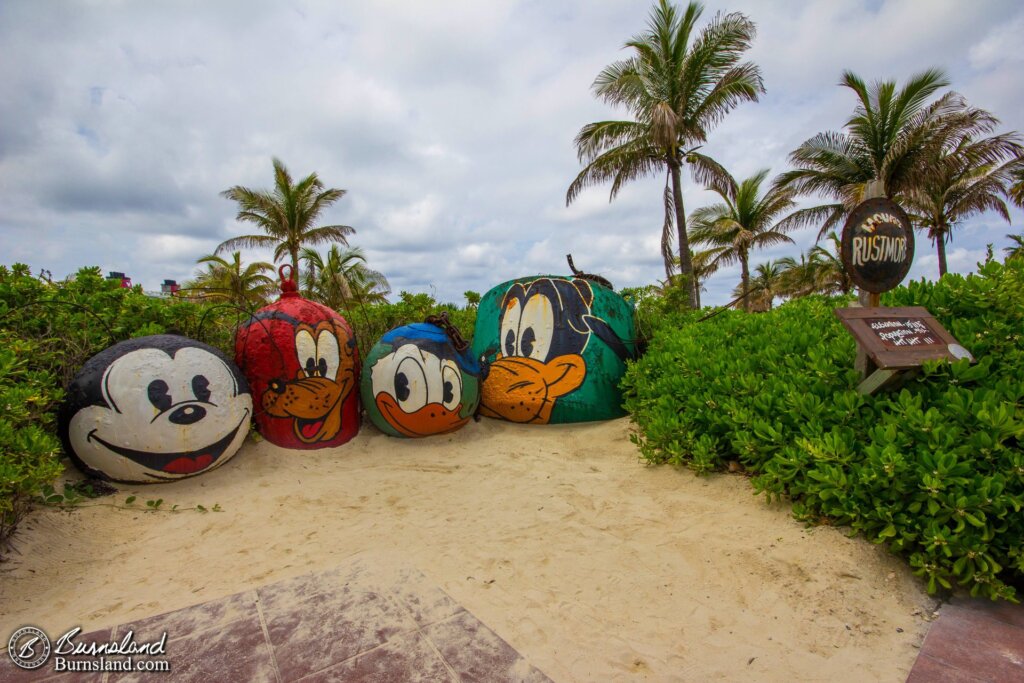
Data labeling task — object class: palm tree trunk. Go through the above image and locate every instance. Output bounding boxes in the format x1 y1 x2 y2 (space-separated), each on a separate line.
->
740 254 750 313
936 227 948 278
669 158 699 309
290 247 300 282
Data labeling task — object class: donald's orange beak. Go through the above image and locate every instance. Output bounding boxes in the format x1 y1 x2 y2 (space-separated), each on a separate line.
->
375 393 469 437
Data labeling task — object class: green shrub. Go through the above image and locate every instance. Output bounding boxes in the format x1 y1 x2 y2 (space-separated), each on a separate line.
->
343 291 476 357
0 264 240 551
623 259 1024 600
0 333 64 542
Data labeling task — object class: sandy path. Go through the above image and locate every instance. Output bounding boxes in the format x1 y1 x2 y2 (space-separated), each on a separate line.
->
0 418 934 681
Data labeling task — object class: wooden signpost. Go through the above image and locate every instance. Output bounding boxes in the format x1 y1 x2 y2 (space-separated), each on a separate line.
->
835 307 974 393
835 193 972 394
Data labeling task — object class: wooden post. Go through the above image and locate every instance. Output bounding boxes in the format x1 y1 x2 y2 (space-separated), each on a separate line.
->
855 179 886 378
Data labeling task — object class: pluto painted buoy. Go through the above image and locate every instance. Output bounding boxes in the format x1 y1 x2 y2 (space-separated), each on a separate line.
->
471 275 636 424
58 334 252 484
234 266 360 449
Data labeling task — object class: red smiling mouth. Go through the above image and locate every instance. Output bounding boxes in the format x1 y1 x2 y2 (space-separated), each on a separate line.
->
87 410 249 479
163 454 214 475
296 417 325 440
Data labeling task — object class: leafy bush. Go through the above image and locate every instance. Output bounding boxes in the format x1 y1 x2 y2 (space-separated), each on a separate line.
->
623 259 1024 600
0 264 240 551
0 332 64 542
344 291 476 357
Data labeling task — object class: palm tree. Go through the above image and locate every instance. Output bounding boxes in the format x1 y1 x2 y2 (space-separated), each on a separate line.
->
734 260 786 311
904 131 1021 277
776 244 851 300
567 0 764 308
786 231 852 297
688 169 798 311
300 245 390 312
217 158 355 278
1009 167 1024 208
775 69 978 239
187 252 275 308
1004 233 1024 261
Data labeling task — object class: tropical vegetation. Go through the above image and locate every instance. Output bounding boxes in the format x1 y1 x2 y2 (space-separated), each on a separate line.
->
903 128 1022 276
217 158 355 278
186 251 276 308
623 257 1024 601
1005 233 1024 261
300 245 391 312
567 0 764 308
689 168 798 310
775 68 956 236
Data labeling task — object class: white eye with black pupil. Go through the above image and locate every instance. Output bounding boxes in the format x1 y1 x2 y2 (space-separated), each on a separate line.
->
441 362 461 411
520 295 554 361
500 299 522 357
295 330 316 377
316 329 340 381
394 356 427 412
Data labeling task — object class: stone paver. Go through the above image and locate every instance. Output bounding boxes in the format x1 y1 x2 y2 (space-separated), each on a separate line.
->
1 557 551 682
907 596 1024 683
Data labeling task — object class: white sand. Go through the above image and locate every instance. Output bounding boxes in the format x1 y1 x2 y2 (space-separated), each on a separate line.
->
0 418 935 681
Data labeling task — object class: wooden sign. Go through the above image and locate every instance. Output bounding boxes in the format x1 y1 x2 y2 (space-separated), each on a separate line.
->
835 307 973 371
840 197 915 293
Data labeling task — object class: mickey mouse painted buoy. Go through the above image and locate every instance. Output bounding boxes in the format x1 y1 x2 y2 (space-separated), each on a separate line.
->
58 334 252 484
234 265 360 449
361 315 480 437
472 274 636 424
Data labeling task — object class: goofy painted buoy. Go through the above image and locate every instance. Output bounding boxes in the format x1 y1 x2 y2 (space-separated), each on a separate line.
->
58 334 252 484
361 315 481 437
234 265 360 449
472 271 636 424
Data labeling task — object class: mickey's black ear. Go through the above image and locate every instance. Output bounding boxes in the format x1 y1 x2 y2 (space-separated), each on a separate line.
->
571 279 594 308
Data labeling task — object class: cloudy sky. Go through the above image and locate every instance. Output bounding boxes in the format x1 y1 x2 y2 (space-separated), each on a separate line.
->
2 0 1022 305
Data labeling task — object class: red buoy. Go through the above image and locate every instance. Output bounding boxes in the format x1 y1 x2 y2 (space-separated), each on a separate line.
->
235 265 360 449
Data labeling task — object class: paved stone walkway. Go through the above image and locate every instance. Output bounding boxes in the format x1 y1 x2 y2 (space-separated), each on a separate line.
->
906 596 1024 682
8 557 1023 682
2 558 551 682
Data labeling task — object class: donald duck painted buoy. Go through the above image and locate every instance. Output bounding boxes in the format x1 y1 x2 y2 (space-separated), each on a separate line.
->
361 314 481 437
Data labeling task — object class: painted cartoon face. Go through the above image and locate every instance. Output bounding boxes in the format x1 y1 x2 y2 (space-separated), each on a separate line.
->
60 336 252 484
480 278 594 424
370 343 469 437
261 320 356 443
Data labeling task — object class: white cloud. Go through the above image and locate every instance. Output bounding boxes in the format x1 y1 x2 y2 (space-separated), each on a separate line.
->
1 0 1022 307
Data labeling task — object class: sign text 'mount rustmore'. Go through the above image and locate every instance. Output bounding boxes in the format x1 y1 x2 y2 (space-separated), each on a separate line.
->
851 232 909 266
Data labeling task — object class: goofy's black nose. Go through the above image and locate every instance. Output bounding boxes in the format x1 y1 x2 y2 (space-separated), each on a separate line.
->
268 379 286 394
169 404 206 425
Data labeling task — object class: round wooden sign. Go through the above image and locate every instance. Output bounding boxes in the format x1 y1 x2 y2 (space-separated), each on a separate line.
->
840 197 915 293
